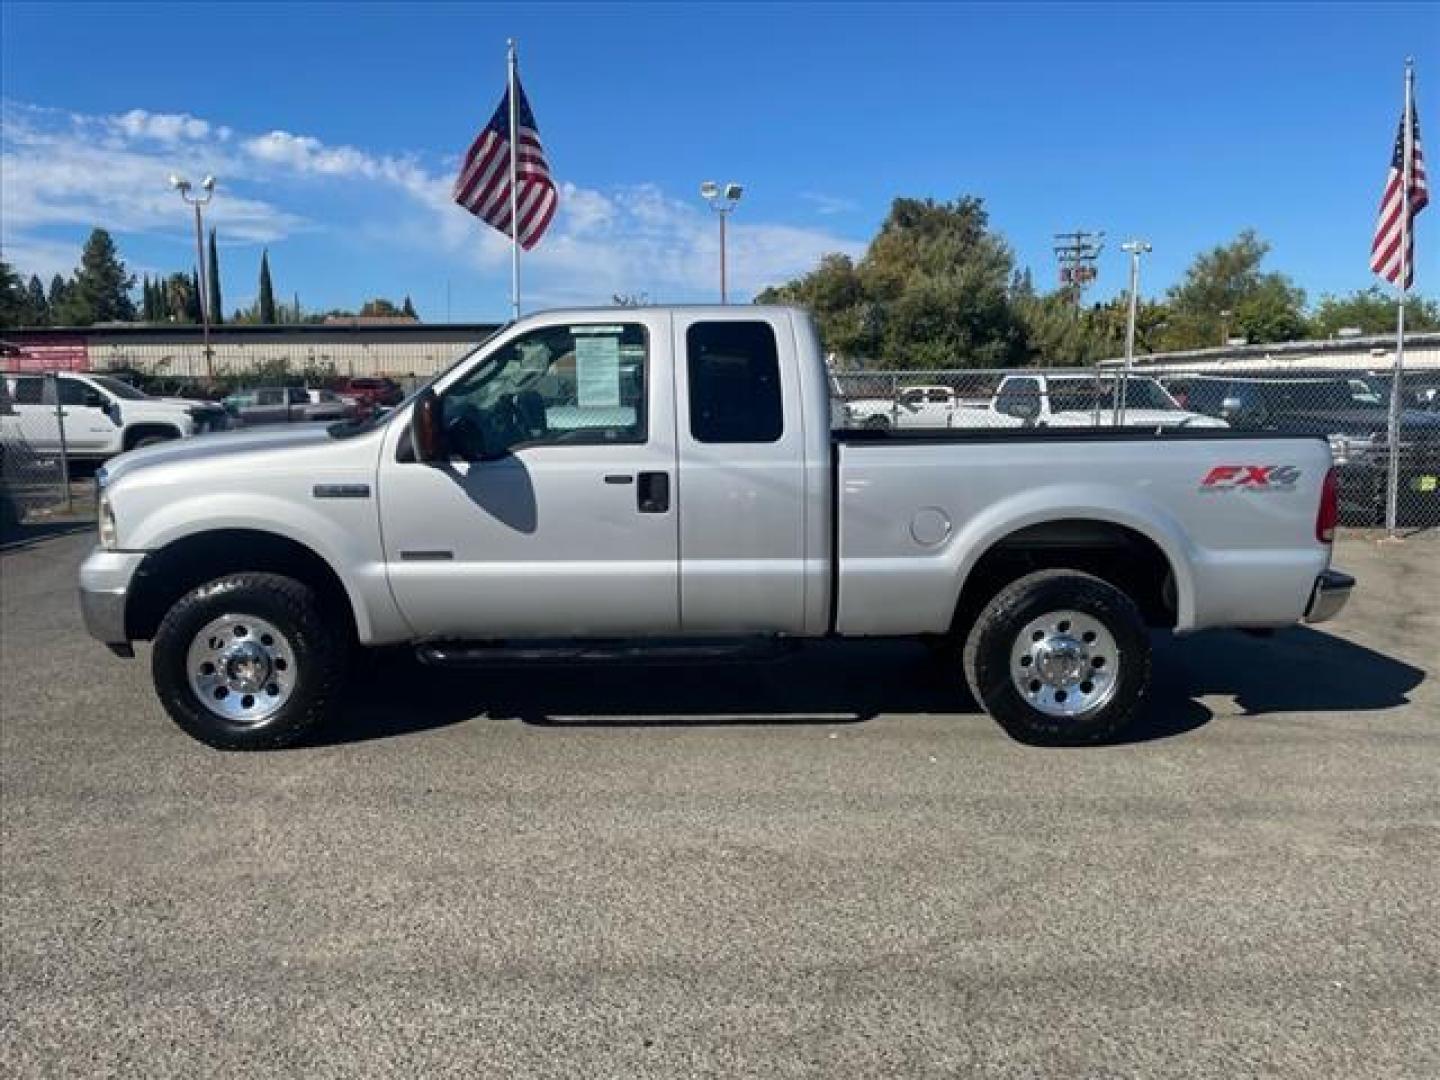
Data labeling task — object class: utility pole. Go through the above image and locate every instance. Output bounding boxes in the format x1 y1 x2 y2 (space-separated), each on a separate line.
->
1117 240 1152 426
1052 229 1104 308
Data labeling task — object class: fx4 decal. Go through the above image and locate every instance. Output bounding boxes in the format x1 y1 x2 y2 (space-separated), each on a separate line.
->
1200 465 1302 490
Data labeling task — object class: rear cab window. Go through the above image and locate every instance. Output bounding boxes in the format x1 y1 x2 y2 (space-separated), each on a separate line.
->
686 321 783 444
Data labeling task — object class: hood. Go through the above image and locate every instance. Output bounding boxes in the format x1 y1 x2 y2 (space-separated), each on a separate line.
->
98 423 335 487
155 395 224 411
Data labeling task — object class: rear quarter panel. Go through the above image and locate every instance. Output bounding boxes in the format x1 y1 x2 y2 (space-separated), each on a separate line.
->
835 434 1333 634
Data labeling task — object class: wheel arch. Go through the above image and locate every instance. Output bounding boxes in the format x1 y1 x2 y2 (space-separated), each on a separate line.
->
952 516 1188 633
125 528 358 644
122 423 184 450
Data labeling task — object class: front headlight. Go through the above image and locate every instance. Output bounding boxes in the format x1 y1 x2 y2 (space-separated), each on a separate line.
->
98 495 117 549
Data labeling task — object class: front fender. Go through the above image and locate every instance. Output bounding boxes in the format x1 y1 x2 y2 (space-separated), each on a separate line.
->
122 492 408 644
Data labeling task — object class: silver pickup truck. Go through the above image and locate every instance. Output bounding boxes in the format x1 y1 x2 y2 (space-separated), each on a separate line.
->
79 305 1352 750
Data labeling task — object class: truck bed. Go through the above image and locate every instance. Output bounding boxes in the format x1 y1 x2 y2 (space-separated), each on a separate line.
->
831 428 1332 636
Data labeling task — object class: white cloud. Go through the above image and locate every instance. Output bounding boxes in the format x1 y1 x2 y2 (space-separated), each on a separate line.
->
1 99 864 306
111 108 214 144
801 191 859 216
2 102 303 244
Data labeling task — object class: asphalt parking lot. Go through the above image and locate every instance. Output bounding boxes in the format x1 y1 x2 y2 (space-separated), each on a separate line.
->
2 528 1437 1078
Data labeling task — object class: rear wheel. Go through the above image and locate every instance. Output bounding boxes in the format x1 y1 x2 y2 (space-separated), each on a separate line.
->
151 572 345 750
864 414 891 430
962 570 1150 745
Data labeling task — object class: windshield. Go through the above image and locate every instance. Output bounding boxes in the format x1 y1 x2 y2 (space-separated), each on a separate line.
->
326 328 506 439
1047 377 1179 413
90 375 149 400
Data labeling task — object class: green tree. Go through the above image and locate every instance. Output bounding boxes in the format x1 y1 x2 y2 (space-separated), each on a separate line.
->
358 297 403 317
1160 230 1305 349
26 275 49 326
69 227 136 325
207 227 224 326
47 274 76 324
163 272 196 323
757 196 1026 368
1310 286 1440 336
758 253 880 359
0 260 30 328
402 294 418 319
257 250 277 324
188 269 203 322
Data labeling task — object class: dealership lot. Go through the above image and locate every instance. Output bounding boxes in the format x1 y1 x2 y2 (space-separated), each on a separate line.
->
1 529 1436 1078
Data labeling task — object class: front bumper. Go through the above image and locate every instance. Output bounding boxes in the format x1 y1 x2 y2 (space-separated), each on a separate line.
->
78 547 146 655
1303 569 1355 625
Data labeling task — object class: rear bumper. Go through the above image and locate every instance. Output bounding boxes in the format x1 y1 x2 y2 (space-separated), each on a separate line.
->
1303 569 1354 625
78 547 146 654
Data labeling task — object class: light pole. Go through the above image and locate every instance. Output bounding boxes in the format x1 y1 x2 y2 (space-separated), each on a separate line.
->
699 181 743 303
1219 309 1231 347
170 173 216 381
1117 240 1151 426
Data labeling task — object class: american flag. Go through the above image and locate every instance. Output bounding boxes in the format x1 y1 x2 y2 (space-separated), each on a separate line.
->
1369 106 1429 287
453 76 557 250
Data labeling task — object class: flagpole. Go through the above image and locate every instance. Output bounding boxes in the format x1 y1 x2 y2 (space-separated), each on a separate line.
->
508 38 520 322
1384 57 1415 539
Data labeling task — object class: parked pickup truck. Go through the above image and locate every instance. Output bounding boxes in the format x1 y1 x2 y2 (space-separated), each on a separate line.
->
79 306 1351 750
989 372 1229 429
844 385 993 429
1 371 229 461
223 386 358 426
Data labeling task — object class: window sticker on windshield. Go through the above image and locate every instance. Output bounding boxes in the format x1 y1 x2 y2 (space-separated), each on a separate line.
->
571 325 625 336
576 334 622 408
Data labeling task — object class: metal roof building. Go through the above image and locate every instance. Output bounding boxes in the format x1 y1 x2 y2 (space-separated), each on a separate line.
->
0 321 504 379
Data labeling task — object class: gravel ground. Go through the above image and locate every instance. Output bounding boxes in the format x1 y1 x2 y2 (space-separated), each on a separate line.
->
2 528 1436 1078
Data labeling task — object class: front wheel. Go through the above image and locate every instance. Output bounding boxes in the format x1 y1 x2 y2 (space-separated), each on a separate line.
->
151 572 346 750
962 570 1151 745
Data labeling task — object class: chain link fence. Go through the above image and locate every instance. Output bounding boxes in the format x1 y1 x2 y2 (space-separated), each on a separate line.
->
4 364 1437 535
832 364 1440 529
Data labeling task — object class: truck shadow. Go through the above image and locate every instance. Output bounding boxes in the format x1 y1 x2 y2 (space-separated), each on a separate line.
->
315 627 1425 749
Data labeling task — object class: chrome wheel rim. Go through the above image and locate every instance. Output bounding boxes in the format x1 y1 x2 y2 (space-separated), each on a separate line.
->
186 614 295 724
1009 609 1119 719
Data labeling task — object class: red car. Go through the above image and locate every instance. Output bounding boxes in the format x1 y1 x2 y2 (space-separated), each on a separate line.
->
336 377 404 415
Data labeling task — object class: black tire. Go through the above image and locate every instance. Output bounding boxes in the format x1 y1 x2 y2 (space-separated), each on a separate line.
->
961 569 1150 745
151 572 345 750
864 414 891 430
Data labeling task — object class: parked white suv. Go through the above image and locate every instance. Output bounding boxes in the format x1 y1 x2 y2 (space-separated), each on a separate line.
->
0 372 228 461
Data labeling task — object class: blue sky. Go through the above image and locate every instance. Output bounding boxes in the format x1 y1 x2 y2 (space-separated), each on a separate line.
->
2 1 1436 322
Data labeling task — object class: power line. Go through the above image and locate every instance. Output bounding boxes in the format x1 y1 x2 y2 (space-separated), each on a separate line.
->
1053 229 1105 307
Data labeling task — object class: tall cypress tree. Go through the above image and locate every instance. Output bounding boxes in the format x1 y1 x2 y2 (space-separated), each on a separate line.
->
188 268 204 322
257 250 277 324
27 275 49 325
207 227 224 325
402 294 418 320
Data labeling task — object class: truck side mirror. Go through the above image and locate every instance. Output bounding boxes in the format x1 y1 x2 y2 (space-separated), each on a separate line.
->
411 388 447 463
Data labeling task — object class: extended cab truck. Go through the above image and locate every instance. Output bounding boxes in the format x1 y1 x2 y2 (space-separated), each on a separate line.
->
1 372 229 460
79 306 1352 750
